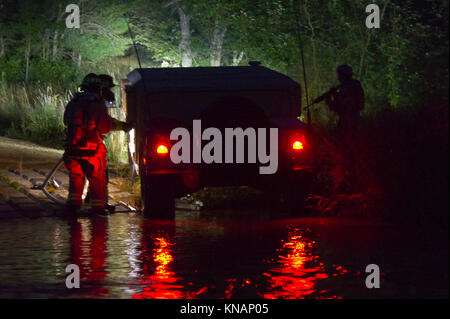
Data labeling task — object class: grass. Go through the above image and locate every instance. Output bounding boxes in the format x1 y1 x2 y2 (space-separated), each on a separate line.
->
10 181 21 191
0 83 129 163
0 176 10 184
0 84 68 147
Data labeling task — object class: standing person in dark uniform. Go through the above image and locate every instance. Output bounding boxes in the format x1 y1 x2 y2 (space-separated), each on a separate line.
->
326 65 365 135
324 65 365 191
63 73 131 215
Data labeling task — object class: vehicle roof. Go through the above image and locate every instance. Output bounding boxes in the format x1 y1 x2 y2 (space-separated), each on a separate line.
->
126 66 301 91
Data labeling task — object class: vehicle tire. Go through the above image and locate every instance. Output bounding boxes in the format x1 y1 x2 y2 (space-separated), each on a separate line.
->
141 175 175 219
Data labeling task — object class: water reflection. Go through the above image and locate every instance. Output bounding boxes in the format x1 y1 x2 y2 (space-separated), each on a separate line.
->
64 216 348 299
131 220 197 299
68 217 109 297
0 213 352 298
65 216 204 298
0 212 444 298
262 225 346 299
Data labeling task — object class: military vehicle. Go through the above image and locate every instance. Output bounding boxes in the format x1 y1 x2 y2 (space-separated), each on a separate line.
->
121 64 316 217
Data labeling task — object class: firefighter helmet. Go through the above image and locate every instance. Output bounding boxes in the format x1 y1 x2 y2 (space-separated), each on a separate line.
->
80 73 102 91
98 74 117 88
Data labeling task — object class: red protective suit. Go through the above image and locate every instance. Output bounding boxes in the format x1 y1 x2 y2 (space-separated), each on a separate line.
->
63 92 113 210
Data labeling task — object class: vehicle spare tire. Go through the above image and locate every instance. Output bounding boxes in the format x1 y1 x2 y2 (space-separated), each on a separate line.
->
201 95 268 129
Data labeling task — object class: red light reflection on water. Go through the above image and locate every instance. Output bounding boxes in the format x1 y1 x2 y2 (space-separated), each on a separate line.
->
132 234 201 299
69 218 109 297
153 237 173 276
263 226 345 299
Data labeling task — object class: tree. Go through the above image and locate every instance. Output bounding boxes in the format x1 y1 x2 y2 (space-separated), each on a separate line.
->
164 0 193 67
62 0 130 67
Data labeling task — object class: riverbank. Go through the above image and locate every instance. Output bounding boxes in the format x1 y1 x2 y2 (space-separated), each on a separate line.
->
0 136 63 170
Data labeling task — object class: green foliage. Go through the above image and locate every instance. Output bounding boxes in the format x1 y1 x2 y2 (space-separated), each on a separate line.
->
0 55 82 85
1 0 447 112
104 131 129 164
8 103 66 147
0 56 23 83
0 84 68 147
63 0 130 63
30 59 82 85
10 181 21 190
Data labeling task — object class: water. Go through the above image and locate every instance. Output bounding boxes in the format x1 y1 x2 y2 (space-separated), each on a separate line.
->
0 210 447 298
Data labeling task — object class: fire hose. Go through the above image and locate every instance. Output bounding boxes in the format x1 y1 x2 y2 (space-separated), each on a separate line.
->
37 156 136 213
39 156 65 206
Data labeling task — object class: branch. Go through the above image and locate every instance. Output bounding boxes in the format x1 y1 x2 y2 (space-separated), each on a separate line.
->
164 0 182 8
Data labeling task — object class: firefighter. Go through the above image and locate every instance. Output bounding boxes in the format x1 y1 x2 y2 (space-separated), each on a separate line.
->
325 65 365 135
86 74 129 212
63 73 131 215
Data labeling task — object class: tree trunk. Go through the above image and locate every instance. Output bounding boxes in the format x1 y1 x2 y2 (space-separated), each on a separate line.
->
52 29 58 61
232 51 244 66
0 36 4 57
210 19 227 66
303 1 317 83
77 53 82 67
42 30 49 60
358 0 390 79
177 6 192 67
25 38 31 83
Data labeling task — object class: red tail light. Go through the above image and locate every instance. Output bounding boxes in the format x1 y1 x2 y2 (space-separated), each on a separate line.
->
292 140 304 150
290 133 306 152
156 143 169 155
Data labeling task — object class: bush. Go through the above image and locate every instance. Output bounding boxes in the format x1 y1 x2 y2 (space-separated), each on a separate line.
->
4 103 66 147
307 100 449 225
0 56 82 86
0 56 24 83
0 83 129 162
30 59 81 86
0 84 69 147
